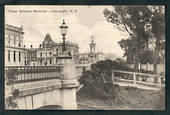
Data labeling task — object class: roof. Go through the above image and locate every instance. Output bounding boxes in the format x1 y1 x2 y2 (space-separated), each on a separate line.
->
42 34 54 44
5 24 24 34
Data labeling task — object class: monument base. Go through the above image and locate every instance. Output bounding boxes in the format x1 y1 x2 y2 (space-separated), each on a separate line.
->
60 87 77 110
57 55 79 109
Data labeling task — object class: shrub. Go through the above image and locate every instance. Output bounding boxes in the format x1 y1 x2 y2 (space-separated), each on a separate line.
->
80 59 153 99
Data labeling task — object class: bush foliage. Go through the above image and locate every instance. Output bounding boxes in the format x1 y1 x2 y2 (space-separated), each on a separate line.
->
79 59 153 99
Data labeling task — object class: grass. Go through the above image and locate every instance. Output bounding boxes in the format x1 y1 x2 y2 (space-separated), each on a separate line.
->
77 84 165 110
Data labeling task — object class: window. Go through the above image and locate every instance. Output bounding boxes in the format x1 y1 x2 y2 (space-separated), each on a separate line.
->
13 51 16 62
50 59 52 65
40 52 42 57
50 52 52 56
33 53 36 57
18 37 21 47
40 60 42 65
8 35 10 44
56 48 58 55
25 60 27 65
19 52 21 62
8 50 10 61
83 67 86 72
56 58 58 63
19 41 21 47
14 36 16 45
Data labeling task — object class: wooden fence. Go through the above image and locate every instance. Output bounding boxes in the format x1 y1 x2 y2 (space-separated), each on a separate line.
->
112 70 165 88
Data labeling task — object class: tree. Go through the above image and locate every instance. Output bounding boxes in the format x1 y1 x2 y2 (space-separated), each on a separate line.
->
103 6 165 73
149 6 165 73
139 50 154 64
80 60 133 98
118 38 138 64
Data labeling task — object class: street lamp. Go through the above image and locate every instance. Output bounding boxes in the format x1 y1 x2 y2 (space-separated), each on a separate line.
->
59 20 69 52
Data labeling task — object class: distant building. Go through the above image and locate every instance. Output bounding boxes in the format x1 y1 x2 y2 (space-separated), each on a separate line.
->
79 36 105 64
27 33 79 66
78 53 89 64
5 24 27 66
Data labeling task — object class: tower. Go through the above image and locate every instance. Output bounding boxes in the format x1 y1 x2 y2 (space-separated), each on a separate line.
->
89 35 96 53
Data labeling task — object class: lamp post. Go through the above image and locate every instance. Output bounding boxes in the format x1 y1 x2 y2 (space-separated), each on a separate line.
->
57 20 79 110
59 20 69 52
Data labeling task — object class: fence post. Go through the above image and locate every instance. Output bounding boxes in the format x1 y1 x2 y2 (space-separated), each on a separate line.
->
138 63 141 70
133 74 136 85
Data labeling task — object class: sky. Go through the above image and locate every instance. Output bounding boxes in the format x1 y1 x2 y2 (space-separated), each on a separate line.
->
5 5 129 58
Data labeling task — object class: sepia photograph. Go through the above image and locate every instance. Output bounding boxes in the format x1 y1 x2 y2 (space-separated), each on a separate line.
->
4 5 165 110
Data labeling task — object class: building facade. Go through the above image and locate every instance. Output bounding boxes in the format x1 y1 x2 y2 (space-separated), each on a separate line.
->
5 24 27 66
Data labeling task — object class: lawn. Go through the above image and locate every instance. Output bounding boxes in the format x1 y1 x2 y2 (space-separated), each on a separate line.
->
77 84 165 110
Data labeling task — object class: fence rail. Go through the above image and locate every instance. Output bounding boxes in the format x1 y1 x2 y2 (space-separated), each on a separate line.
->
5 66 63 85
112 70 165 88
